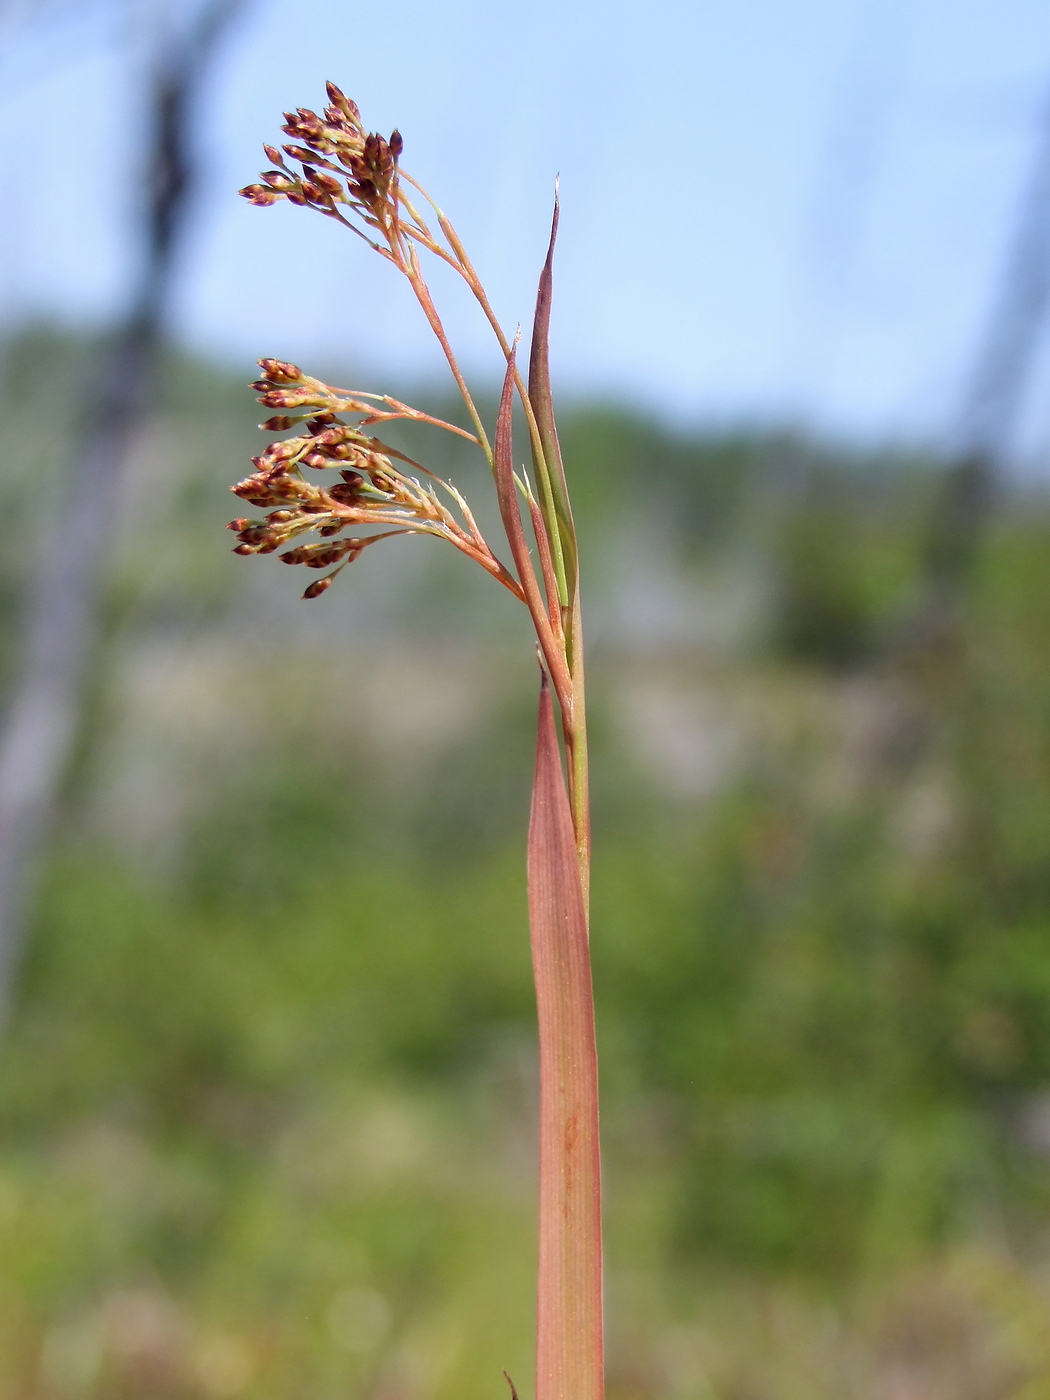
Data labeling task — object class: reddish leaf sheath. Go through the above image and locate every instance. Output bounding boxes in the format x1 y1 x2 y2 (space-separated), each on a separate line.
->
528 673 603 1400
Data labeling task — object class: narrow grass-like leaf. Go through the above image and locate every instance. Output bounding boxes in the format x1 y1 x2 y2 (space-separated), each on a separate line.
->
494 351 572 709
528 673 603 1400
528 190 577 601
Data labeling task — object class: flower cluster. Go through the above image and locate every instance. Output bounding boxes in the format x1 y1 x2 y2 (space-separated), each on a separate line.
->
228 360 522 601
239 83 402 232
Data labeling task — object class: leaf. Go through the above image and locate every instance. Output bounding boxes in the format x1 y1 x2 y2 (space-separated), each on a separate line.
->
493 345 531 579
527 672 603 1400
528 188 577 601
494 351 572 708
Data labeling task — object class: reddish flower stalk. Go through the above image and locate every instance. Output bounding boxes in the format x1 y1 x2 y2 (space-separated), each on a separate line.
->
233 85 601 1400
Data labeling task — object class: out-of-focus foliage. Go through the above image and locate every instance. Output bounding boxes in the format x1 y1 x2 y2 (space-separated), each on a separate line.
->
2 330 1050 1399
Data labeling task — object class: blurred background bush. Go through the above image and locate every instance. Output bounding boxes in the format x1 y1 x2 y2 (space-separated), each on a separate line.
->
4 2 1050 1398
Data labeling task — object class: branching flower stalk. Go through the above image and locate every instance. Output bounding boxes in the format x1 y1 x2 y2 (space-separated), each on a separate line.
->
234 86 601 1400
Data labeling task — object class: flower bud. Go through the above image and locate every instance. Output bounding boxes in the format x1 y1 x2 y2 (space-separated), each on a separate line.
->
258 359 302 383
282 108 325 144
240 184 280 206
303 540 353 567
312 169 343 195
303 576 334 599
260 388 316 409
325 83 360 122
260 439 303 463
327 482 361 505
262 415 295 431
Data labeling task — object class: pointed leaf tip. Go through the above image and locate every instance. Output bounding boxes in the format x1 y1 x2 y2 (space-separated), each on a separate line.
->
529 191 560 402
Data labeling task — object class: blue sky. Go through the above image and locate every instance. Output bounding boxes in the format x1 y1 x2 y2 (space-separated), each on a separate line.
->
6 0 1050 454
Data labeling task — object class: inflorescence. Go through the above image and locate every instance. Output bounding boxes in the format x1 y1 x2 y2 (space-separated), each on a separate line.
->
231 84 525 602
240 83 402 236
228 360 521 600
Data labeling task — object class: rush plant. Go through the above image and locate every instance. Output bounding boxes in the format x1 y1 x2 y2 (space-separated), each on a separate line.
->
232 86 602 1400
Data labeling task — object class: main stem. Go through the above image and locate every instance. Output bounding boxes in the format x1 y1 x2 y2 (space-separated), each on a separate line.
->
389 205 602 1398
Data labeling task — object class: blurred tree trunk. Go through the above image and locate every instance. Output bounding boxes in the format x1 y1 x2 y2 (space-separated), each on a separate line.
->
0 0 245 1029
866 83 1050 784
896 85 1050 675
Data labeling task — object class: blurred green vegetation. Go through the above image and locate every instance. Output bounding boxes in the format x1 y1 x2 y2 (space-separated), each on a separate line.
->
2 330 1050 1398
